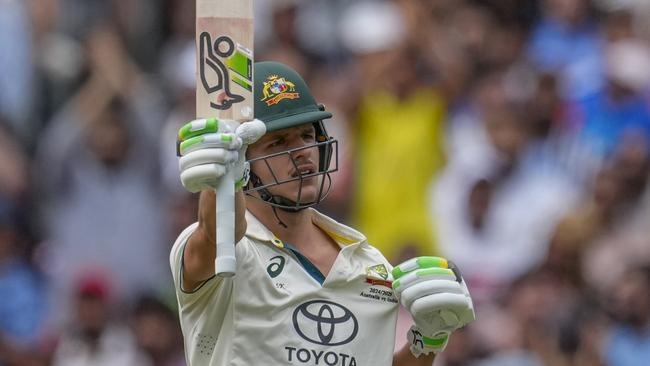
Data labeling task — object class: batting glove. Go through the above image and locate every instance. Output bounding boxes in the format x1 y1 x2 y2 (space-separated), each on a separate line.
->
177 118 266 193
392 256 475 357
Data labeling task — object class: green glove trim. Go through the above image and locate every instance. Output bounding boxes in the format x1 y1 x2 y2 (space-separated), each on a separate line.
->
417 268 455 278
417 257 448 269
392 268 455 290
407 326 451 357
179 136 205 156
392 257 450 280
392 268 406 280
178 118 219 141
423 333 449 348
393 278 402 290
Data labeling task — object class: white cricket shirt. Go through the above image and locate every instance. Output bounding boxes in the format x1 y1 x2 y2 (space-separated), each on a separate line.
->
170 209 399 366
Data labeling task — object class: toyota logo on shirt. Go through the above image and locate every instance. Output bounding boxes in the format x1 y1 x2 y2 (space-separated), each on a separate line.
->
292 300 359 346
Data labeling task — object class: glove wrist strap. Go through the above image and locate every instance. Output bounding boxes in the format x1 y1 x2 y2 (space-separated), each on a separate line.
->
235 162 250 191
407 325 450 358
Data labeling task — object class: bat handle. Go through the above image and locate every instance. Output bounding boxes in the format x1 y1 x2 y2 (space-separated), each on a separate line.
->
215 169 236 277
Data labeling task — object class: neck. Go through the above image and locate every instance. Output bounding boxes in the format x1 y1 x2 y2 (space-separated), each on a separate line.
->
247 199 315 247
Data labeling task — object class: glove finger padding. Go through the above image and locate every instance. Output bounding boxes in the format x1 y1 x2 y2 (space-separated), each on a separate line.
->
180 164 227 193
178 118 239 141
176 118 265 193
392 257 452 281
179 149 239 171
399 279 465 310
410 292 471 328
393 267 458 297
235 119 267 145
179 133 242 156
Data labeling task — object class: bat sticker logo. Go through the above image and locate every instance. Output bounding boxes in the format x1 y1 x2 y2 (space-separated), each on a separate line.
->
199 32 245 111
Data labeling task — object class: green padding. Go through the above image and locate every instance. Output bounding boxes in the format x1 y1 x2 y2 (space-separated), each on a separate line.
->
178 118 219 141
416 268 455 278
392 257 449 280
423 334 448 348
179 136 204 155
416 257 448 269
392 279 402 290
392 267 406 280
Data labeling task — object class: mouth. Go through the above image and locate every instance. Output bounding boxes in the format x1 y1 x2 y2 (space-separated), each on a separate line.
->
291 163 318 178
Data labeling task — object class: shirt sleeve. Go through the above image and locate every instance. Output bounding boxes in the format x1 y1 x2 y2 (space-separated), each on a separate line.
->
169 222 231 308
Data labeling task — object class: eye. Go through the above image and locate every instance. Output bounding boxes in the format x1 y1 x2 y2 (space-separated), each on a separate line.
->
302 132 316 141
268 137 285 148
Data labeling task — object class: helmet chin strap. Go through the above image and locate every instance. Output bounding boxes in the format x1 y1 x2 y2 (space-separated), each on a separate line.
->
271 206 288 229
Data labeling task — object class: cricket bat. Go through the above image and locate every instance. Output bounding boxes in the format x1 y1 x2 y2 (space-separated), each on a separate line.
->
196 0 254 277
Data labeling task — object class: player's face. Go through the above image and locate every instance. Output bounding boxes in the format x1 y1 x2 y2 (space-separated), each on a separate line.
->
248 123 322 204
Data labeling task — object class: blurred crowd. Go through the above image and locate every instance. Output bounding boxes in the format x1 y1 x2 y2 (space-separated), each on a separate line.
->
1 0 650 365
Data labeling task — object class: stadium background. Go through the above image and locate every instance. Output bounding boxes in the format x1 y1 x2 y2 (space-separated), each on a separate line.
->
1 0 649 365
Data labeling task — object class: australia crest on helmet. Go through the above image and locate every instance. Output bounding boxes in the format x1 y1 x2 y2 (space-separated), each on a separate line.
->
261 74 300 106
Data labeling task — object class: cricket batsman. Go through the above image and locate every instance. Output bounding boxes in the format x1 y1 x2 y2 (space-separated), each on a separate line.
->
171 61 475 365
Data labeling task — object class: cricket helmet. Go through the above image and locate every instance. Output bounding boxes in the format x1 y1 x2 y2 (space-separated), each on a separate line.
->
245 61 338 211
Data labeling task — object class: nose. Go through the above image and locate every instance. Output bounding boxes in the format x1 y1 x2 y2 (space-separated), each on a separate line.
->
289 144 311 164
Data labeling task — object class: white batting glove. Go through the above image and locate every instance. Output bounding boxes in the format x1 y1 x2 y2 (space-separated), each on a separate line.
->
392 257 475 357
177 118 266 193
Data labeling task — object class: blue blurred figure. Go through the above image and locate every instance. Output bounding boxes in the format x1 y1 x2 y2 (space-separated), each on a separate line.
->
568 40 650 158
0 201 48 364
527 0 604 99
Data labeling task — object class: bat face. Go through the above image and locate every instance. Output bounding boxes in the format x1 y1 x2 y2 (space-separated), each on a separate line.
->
196 0 254 121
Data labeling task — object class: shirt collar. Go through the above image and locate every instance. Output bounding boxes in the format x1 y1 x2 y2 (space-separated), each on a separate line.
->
310 209 366 247
244 209 367 248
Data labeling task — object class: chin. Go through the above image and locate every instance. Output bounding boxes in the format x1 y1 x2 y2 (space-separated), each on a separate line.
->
294 190 319 205
276 178 321 204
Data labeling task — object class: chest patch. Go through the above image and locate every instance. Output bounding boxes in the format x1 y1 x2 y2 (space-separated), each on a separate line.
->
365 264 392 288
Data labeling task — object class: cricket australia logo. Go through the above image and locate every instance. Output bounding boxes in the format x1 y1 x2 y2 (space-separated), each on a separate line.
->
292 300 358 346
365 264 393 288
366 264 389 280
261 74 300 106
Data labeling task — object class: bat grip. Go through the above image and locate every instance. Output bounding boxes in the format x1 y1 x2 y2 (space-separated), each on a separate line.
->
215 169 236 277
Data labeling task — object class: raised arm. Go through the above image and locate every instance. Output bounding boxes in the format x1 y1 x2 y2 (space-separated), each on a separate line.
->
176 118 265 290
182 189 247 290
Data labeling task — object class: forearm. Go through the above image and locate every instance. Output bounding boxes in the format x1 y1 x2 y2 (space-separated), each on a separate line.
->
393 344 435 366
196 189 247 243
182 189 247 289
